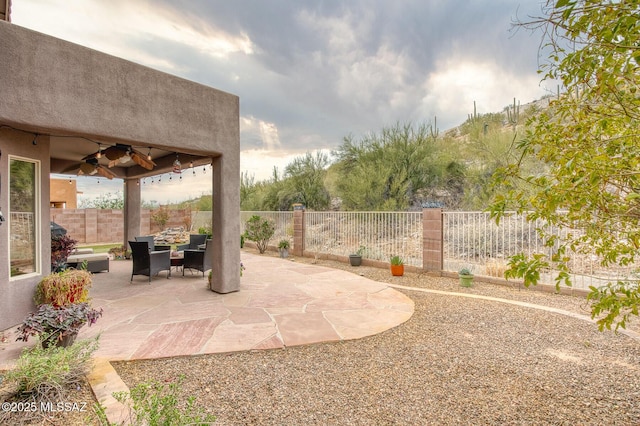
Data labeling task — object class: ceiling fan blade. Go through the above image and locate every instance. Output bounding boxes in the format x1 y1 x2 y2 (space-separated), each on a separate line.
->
103 146 127 161
95 165 116 179
130 152 156 170
81 151 100 161
79 162 96 175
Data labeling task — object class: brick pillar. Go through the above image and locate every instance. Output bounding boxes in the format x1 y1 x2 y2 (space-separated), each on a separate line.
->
292 204 305 257
423 208 443 272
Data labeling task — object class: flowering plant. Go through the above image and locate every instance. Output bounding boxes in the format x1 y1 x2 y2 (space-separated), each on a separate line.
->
16 303 103 346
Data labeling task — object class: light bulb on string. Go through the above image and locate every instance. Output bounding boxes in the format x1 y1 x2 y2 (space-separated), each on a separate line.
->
96 144 102 159
136 179 140 186
203 166 206 174
147 147 152 161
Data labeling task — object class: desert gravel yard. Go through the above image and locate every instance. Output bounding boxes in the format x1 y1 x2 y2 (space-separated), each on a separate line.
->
114 255 640 425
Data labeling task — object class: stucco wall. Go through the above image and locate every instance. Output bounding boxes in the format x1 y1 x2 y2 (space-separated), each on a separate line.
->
0 20 240 329
50 178 77 208
0 21 239 158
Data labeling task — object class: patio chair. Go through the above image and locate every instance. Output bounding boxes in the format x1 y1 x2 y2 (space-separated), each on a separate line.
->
135 235 171 252
183 239 213 277
176 234 208 251
128 241 171 283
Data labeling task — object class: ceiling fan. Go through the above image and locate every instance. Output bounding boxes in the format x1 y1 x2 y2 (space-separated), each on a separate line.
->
83 144 156 170
61 158 117 179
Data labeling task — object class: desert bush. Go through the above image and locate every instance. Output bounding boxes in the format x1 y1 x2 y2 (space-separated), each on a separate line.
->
2 337 99 399
244 215 275 254
99 375 216 425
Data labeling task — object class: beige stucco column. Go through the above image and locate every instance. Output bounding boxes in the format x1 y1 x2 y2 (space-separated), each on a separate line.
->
123 179 142 249
210 154 240 293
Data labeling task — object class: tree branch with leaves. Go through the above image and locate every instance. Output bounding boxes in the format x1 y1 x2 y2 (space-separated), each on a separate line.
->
490 0 640 331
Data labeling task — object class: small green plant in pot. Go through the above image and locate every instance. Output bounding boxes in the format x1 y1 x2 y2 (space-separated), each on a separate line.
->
278 239 290 258
16 303 103 348
459 267 474 288
349 245 365 266
390 255 405 276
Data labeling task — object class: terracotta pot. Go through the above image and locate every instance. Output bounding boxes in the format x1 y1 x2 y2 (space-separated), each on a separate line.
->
390 264 404 276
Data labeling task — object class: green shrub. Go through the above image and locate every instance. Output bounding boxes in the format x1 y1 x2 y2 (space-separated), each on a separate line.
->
244 215 275 254
3 337 99 398
108 376 216 425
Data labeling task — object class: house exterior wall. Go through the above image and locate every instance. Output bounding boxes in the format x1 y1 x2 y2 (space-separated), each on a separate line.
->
50 178 77 209
0 128 51 329
0 21 240 329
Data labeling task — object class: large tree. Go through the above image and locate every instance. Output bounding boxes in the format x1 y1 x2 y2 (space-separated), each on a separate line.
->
490 0 640 330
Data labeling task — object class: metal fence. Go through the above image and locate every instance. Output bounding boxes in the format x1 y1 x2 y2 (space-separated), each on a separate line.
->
237 210 638 290
443 211 639 290
10 212 36 274
304 211 423 267
240 211 294 243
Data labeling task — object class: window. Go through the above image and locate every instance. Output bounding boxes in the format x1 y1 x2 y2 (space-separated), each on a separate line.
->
9 157 40 277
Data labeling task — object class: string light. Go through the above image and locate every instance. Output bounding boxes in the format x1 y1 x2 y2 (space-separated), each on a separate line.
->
68 179 72 184
147 147 152 161
136 179 140 186
203 166 206 174
189 160 194 168
96 143 102 159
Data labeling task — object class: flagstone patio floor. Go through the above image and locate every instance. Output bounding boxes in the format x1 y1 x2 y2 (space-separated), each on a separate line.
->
0 252 414 368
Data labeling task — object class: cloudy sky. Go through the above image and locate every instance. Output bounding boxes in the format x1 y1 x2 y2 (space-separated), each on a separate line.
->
11 0 554 204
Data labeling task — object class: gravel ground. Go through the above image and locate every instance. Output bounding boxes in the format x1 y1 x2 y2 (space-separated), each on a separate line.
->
113 253 640 425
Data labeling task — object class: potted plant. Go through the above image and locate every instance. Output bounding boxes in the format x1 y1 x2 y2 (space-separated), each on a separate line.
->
16 303 103 348
34 269 93 307
390 256 404 276
459 267 474 287
51 234 77 272
278 239 290 258
349 245 365 266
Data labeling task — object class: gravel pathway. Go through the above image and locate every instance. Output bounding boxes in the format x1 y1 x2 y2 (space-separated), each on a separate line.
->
114 254 640 425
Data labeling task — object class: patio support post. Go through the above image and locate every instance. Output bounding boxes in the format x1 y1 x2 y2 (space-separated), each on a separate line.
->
422 208 443 272
123 179 142 249
210 154 240 293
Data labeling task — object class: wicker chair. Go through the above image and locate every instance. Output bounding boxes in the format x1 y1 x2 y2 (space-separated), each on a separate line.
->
183 239 213 277
128 241 171 283
135 235 171 252
176 234 208 251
